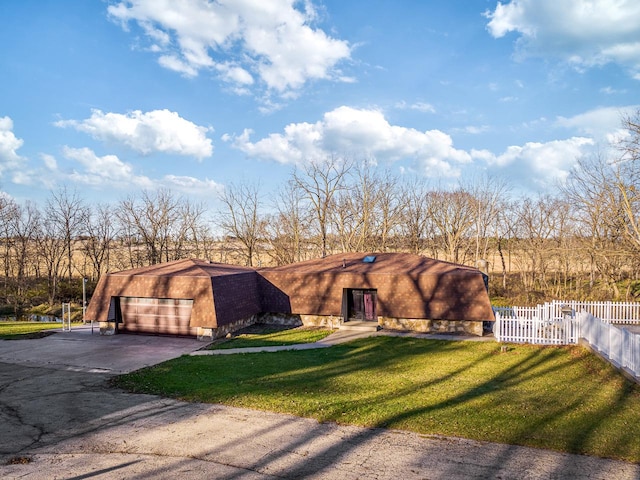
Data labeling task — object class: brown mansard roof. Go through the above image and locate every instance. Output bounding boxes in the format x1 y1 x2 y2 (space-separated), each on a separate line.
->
261 252 482 276
109 258 256 278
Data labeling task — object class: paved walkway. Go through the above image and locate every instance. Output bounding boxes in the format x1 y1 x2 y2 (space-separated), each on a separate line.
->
192 328 495 355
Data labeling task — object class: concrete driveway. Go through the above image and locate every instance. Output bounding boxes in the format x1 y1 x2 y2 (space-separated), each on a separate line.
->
1 329 639 479
0 326 206 373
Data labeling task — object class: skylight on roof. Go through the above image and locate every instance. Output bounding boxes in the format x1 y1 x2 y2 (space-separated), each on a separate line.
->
363 255 376 263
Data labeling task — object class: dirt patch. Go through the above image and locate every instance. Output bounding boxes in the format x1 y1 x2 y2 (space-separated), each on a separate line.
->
4 456 32 465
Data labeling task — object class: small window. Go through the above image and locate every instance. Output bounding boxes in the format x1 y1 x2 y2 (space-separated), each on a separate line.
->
362 255 376 263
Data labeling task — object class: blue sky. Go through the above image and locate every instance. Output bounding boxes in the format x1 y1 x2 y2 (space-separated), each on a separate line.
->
1 0 639 208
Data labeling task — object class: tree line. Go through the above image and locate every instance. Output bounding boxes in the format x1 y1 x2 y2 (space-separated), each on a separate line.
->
1 112 639 311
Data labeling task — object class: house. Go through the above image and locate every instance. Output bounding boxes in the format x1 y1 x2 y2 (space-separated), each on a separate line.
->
85 252 494 338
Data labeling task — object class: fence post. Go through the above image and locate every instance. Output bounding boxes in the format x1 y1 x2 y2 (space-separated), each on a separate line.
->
61 303 71 332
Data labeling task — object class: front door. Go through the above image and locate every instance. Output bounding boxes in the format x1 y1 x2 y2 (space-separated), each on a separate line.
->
347 289 377 321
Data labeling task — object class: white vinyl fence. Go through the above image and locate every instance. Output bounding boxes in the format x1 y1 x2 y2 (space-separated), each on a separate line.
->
493 300 640 378
580 311 640 378
493 313 580 345
493 300 640 325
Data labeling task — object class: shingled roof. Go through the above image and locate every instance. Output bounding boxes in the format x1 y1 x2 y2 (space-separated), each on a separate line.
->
261 252 479 276
109 258 255 278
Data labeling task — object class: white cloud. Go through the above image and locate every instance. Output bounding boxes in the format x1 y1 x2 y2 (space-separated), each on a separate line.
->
162 174 223 195
0 116 25 174
555 105 639 142
483 136 595 186
55 109 213 159
600 86 627 95
63 146 154 188
224 106 472 177
40 153 57 171
62 146 222 195
462 125 490 135
395 101 436 113
486 0 640 77
108 0 351 96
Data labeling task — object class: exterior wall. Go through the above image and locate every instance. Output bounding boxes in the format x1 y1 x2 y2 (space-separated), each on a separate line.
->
86 271 263 330
86 274 217 327
211 272 262 328
259 271 494 322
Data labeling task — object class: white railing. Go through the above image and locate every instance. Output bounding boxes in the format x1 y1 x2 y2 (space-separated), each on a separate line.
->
493 302 640 379
494 313 580 345
564 301 640 324
493 300 640 325
580 311 640 377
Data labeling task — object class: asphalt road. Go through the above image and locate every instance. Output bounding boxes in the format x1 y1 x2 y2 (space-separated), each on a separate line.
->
1 330 639 479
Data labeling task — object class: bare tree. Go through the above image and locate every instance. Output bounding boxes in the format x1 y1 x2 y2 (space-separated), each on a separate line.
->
217 182 264 267
45 187 88 281
0 195 19 283
331 189 358 253
464 176 510 264
36 214 67 304
264 180 311 265
399 178 431 255
82 203 115 279
10 202 40 294
291 156 352 257
172 200 207 260
372 170 402 252
116 189 182 265
512 194 566 291
428 188 476 264
615 110 640 252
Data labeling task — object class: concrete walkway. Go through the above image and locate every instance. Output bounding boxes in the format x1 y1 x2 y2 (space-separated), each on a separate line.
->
192 328 495 355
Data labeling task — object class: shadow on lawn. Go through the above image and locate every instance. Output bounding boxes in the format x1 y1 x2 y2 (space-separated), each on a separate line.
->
117 336 640 477
202 339 640 478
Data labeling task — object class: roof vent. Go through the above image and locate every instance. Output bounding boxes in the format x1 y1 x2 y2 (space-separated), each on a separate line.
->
362 255 376 263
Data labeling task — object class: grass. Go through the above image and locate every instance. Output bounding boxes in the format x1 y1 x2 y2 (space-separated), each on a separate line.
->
0 321 80 339
114 336 640 463
208 325 334 350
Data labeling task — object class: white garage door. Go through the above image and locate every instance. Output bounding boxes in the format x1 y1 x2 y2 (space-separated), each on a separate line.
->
119 297 195 336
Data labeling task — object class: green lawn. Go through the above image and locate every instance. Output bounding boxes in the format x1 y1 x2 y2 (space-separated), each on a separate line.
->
0 321 79 339
113 336 640 462
208 326 335 349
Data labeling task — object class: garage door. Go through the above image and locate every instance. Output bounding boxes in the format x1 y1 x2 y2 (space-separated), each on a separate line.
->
119 297 195 336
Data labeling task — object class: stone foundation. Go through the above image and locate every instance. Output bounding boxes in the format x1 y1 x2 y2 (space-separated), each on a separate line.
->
258 312 342 329
99 321 116 335
259 313 484 336
103 312 484 339
379 317 484 336
197 314 258 341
